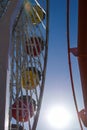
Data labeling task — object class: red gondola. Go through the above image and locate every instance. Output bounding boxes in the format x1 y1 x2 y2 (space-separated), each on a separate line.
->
12 96 36 122
26 37 44 56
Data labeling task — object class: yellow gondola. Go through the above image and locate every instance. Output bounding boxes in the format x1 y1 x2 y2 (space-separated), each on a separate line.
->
21 67 41 90
24 2 45 24
30 5 45 24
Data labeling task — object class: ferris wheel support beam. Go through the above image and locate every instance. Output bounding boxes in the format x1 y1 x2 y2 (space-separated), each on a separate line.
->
78 0 87 113
0 1 23 130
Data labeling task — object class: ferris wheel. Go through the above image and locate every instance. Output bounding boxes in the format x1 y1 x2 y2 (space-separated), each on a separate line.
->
0 0 49 130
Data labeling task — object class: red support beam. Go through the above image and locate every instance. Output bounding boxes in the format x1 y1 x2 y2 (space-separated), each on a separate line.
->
78 0 87 111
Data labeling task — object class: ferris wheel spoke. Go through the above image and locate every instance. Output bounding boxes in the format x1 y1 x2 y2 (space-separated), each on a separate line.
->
34 0 46 14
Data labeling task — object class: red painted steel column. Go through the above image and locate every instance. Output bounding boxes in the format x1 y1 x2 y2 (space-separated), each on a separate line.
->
78 0 87 111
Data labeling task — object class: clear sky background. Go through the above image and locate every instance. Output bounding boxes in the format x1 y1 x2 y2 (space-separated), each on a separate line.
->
36 0 86 130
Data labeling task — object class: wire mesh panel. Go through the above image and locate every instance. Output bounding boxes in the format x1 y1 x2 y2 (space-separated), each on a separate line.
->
0 0 10 18
9 0 49 130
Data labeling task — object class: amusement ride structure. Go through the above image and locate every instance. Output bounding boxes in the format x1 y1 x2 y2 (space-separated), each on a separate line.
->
1 0 87 130
0 0 49 130
67 0 87 129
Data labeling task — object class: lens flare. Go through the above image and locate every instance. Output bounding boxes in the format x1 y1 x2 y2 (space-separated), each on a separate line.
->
46 105 72 128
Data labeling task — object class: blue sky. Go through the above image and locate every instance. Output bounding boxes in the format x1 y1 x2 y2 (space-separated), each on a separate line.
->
36 0 86 130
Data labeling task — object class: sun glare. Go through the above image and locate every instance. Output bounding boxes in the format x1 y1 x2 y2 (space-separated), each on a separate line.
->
46 105 72 129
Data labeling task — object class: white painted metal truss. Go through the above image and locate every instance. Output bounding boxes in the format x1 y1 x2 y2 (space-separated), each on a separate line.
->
8 0 49 130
